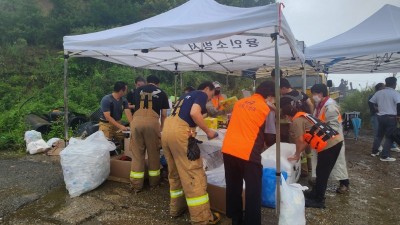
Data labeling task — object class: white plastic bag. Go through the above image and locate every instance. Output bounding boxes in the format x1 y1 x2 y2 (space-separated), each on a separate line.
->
205 165 226 187
60 131 115 197
46 137 61 147
279 175 308 225
261 143 301 184
27 139 51 154
24 130 42 144
24 130 51 154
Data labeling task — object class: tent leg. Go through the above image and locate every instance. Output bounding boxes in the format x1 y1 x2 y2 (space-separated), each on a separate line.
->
174 74 177 104
302 67 307 93
274 26 281 216
63 55 69 145
180 73 183 95
253 79 256 92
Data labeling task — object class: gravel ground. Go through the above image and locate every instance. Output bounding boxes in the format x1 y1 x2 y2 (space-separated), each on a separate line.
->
1 130 400 225
0 154 63 220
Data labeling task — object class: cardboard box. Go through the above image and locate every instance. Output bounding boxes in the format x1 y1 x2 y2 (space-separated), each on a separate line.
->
108 155 132 183
107 153 150 184
207 183 245 215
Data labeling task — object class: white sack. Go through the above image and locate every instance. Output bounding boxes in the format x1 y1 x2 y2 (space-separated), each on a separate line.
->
26 139 51 154
261 143 301 184
60 131 115 197
205 164 226 187
46 138 61 147
279 175 308 225
24 130 42 144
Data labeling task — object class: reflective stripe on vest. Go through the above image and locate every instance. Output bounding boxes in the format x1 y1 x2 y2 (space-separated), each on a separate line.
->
130 171 144 179
148 169 160 177
186 193 209 207
170 189 184 198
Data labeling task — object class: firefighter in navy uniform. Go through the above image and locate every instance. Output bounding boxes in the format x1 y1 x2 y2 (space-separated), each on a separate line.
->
282 104 344 209
162 81 221 225
129 75 170 192
222 81 275 225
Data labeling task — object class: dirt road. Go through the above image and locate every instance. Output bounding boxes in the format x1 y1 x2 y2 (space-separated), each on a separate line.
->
1 130 400 225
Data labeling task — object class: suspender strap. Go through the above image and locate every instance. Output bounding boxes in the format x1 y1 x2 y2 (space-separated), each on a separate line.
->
171 98 184 116
139 92 153 109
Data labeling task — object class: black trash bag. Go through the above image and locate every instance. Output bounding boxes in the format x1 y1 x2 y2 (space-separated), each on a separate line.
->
75 121 99 138
187 137 203 161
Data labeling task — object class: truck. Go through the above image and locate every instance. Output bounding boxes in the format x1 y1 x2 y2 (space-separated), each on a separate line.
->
285 73 340 101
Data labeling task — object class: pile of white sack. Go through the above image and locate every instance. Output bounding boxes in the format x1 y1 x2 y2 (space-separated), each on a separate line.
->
24 130 51 154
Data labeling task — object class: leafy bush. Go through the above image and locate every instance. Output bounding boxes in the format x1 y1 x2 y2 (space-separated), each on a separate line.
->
340 88 375 129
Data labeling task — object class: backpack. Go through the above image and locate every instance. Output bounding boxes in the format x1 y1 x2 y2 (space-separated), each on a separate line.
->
282 92 310 113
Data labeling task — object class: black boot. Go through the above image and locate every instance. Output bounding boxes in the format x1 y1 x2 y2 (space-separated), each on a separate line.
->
232 217 243 225
305 197 325 209
231 212 243 225
303 189 316 199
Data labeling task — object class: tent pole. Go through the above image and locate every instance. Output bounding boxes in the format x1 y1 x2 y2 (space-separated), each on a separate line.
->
174 62 178 104
174 74 177 104
63 54 69 145
302 67 307 93
253 79 256 92
180 73 183 95
274 26 281 216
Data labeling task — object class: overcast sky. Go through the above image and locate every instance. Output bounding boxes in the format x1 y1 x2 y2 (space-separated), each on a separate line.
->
280 0 400 89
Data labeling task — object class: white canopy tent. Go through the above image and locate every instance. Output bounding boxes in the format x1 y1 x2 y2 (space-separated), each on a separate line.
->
64 0 304 72
305 4 400 74
63 0 305 214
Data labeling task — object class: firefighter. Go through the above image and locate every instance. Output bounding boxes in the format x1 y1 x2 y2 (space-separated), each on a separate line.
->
127 76 146 113
282 104 344 208
99 81 132 145
161 81 220 225
222 81 275 225
129 75 170 192
311 83 349 194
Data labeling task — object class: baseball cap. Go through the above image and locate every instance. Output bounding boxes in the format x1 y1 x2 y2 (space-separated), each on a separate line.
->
213 81 221 88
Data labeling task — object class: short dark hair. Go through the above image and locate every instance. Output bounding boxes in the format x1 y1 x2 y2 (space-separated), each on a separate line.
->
385 77 397 88
255 81 275 98
280 78 291 89
311 84 328 97
147 75 160 84
375 83 385 92
135 76 146 84
184 86 195 93
281 104 299 117
197 81 215 91
271 69 283 77
114 81 127 92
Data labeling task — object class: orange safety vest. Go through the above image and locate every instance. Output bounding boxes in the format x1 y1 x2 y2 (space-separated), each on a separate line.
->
315 99 342 123
293 112 338 152
211 94 226 110
222 94 270 162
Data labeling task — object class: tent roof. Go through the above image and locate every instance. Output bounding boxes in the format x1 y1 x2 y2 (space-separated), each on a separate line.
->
63 0 304 73
305 4 400 74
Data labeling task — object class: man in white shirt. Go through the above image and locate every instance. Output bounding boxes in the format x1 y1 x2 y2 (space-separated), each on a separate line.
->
369 77 400 162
